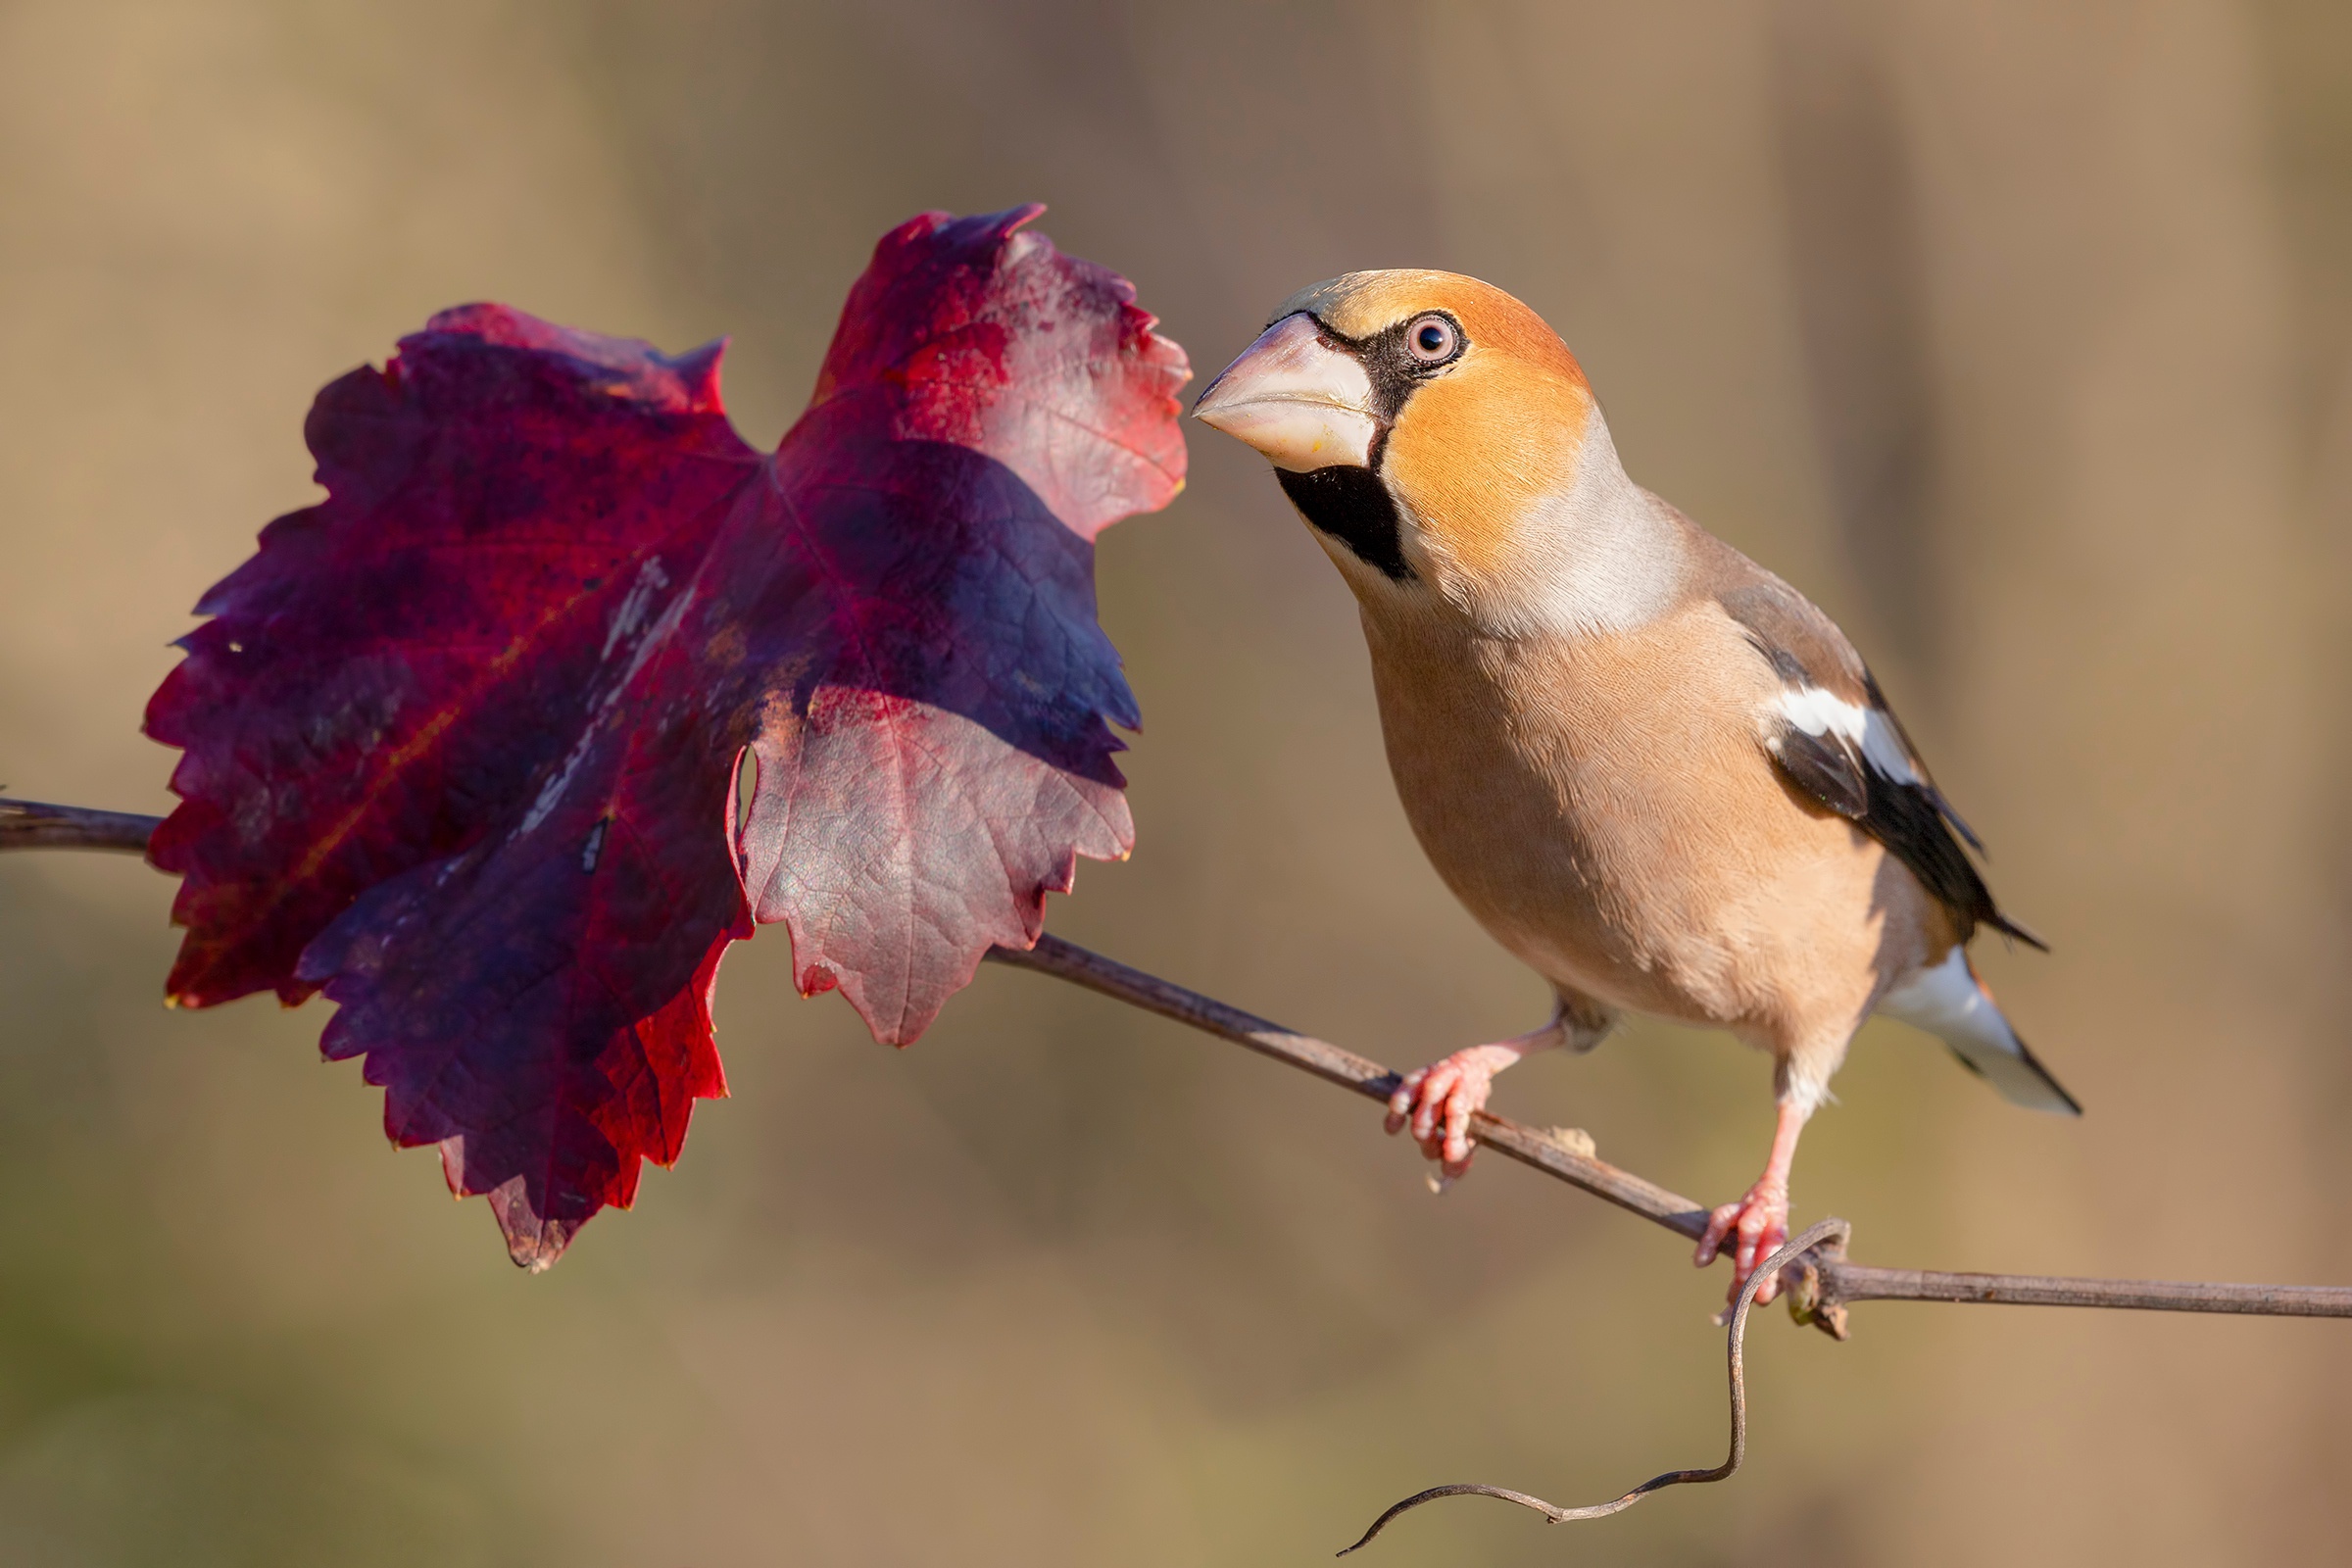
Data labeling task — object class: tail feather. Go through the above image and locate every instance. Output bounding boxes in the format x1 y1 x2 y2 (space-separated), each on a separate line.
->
1879 949 2082 1116
1945 1031 2082 1115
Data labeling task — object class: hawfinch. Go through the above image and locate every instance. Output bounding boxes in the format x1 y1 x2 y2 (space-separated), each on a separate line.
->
1193 272 2078 1304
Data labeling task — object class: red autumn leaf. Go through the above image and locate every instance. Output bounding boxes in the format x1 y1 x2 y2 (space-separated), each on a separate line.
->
144 207 1189 1266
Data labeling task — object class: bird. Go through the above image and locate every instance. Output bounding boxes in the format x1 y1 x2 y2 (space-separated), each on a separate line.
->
1191 270 2078 1305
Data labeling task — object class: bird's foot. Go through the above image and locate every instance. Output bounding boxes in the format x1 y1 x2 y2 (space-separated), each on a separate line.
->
1385 1043 1521 1179
1694 1179 1791 1308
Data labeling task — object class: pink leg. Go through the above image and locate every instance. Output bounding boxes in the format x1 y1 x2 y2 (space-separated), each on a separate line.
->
1385 1010 1569 1179
1693 1100 1811 1307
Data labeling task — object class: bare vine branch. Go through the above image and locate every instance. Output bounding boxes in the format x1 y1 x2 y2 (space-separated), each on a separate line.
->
984 930 1715 1235
984 931 2352 1329
8 790 2352 1551
0 796 158 855
7 792 2350 1328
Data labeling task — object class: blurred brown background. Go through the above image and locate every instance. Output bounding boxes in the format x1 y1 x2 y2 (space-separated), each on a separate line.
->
2 1 2349 1563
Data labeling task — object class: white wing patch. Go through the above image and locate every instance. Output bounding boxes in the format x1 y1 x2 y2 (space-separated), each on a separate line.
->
1858 709 1918 781
1772 687 1919 784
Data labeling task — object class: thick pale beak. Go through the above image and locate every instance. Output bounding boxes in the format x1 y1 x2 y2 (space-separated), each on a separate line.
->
1192 313 1376 472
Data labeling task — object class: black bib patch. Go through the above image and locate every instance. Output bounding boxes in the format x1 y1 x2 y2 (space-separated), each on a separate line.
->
1277 465 1412 581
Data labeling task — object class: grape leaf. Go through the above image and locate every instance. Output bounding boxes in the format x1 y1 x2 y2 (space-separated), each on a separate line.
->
144 207 1188 1266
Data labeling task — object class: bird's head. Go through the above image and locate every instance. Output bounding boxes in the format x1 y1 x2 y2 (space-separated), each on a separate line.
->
1195 270 1667 635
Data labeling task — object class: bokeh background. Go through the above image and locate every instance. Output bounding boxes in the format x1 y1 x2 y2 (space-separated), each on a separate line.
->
2 2 2348 1563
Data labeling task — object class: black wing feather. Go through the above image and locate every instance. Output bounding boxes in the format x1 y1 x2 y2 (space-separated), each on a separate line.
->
1764 725 1869 818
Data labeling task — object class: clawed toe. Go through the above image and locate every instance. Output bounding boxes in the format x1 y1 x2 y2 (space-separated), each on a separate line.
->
1693 1184 1792 1307
1385 1045 1516 1178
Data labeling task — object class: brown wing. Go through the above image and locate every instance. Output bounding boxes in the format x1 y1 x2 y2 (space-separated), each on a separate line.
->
1719 578 2043 950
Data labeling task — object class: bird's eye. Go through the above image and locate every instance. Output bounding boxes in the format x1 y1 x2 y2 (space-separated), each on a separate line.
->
1405 314 1458 365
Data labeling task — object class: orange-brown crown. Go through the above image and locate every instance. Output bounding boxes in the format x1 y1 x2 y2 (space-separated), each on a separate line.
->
1273 270 1590 392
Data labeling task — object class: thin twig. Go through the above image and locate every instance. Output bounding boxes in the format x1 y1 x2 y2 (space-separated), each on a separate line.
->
984 931 1713 1238
1821 1260 2352 1318
985 932 2352 1328
12 792 2352 1552
1334 1217 1851 1556
0 796 159 855
10 790 2352 1338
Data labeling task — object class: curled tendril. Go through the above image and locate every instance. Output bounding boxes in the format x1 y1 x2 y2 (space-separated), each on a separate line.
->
1337 1217 1853 1557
